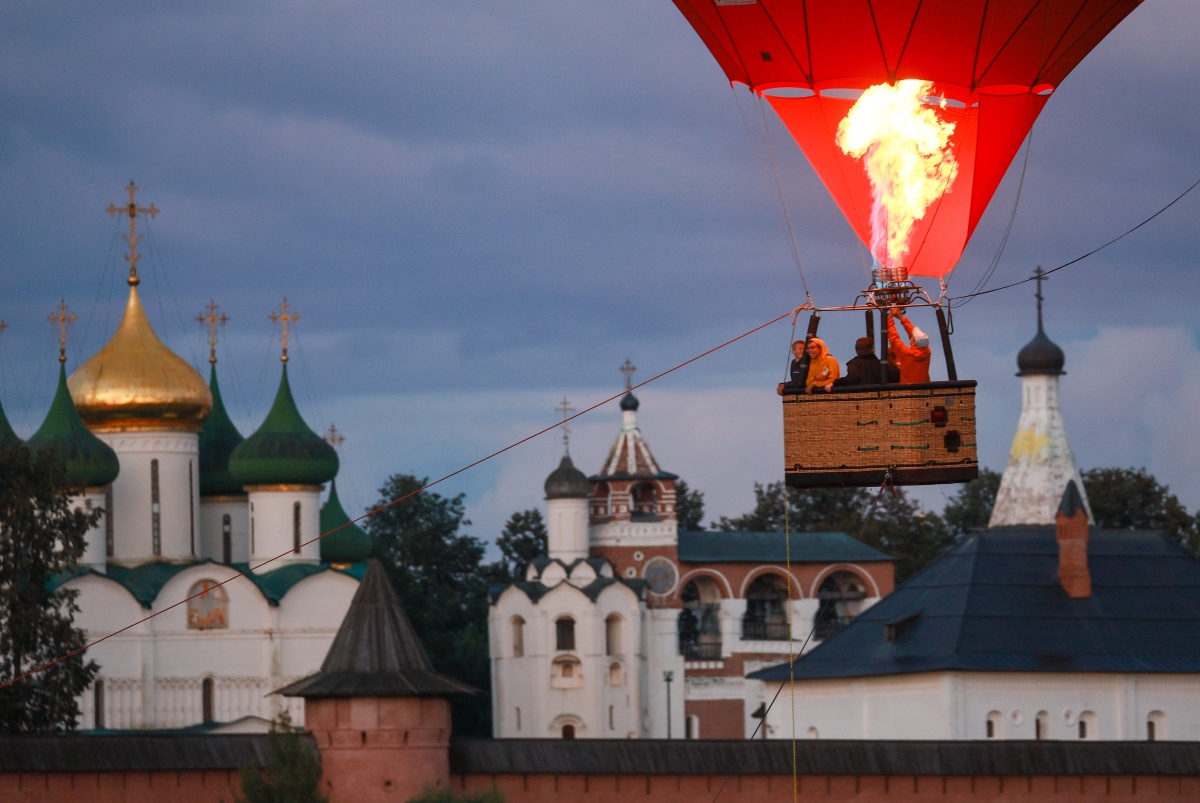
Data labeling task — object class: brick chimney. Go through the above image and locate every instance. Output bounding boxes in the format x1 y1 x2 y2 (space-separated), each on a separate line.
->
1055 480 1091 598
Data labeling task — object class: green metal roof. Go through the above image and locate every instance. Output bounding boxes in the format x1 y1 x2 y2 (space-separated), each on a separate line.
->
228 364 338 486
678 530 891 564
25 363 119 488
0 394 20 447
319 479 373 564
198 365 245 496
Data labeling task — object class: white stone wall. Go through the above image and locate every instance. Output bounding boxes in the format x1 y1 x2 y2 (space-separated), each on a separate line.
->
246 486 323 570
546 496 589 563
98 430 201 563
756 671 1200 741
199 496 249 563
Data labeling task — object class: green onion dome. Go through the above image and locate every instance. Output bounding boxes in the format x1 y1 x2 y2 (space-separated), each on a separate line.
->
228 364 338 486
26 363 119 488
198 365 246 496
0 395 20 448
319 479 372 564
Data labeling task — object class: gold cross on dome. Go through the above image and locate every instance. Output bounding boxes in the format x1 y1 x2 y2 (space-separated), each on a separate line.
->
48 299 77 362
268 298 300 362
106 181 159 287
324 423 344 451
196 299 229 364
620 358 636 391
555 396 575 453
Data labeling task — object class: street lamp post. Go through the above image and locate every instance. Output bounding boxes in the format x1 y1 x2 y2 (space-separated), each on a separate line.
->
663 670 674 739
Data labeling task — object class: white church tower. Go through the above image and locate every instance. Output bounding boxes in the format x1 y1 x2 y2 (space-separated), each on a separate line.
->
989 270 1092 527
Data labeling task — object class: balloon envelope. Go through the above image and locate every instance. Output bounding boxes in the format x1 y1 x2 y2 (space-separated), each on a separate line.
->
671 0 1143 279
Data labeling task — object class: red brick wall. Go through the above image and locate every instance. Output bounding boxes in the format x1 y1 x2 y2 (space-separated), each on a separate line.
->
685 698 744 739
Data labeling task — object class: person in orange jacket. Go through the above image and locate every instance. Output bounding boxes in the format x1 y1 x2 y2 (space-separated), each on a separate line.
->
886 308 931 384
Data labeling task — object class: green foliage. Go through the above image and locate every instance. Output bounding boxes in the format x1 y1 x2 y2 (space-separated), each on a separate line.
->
407 785 505 803
942 468 1001 539
714 480 951 582
1082 467 1199 554
490 508 547 581
364 473 491 736
233 711 328 803
0 443 99 733
674 480 705 531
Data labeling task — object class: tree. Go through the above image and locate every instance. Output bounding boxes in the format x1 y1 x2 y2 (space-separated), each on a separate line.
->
0 443 99 733
1082 467 1199 554
942 468 1001 539
491 509 547 582
364 473 491 736
234 711 328 803
675 480 705 531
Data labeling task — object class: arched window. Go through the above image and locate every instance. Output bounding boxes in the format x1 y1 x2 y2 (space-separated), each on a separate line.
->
630 483 658 519
743 574 790 640
562 724 576 739
806 726 819 740
1035 710 1049 740
1148 711 1166 741
150 459 161 555
515 707 521 732
511 616 525 657
605 614 622 655
94 679 106 730
608 662 625 687
590 482 611 521
202 678 215 723
551 656 583 689
814 571 867 640
292 501 302 554
678 577 721 660
222 514 232 563
609 705 615 730
555 617 576 651
986 711 1003 739
1078 711 1096 740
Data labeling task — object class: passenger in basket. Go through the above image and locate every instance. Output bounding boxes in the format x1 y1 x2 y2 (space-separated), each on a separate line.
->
832 337 883 387
887 309 932 384
776 337 840 395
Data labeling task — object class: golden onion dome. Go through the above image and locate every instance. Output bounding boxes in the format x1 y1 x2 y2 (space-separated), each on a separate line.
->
68 285 212 431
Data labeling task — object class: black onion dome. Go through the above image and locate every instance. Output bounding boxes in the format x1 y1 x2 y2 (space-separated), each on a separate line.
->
544 454 590 499
1016 326 1065 376
620 391 639 411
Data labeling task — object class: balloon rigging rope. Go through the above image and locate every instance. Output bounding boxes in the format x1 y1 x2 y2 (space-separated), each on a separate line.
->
0 307 795 693
950 171 1200 305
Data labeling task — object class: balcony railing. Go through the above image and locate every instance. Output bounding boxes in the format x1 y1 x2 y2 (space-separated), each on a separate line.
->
679 639 722 660
741 620 791 641
814 616 855 641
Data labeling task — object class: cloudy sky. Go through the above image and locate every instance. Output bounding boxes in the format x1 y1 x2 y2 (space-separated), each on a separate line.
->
2 1 1198 545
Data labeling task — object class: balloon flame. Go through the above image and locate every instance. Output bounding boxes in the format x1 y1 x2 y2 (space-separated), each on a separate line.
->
836 80 958 274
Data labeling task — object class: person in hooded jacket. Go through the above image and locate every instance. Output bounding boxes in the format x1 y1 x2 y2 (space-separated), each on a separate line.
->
887 308 932 384
777 337 840 395
832 337 883 387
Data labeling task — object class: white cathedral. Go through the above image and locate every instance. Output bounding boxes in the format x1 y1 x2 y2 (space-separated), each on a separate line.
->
3 186 371 731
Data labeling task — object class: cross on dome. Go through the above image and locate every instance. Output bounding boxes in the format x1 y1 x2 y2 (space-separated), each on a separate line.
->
620 358 636 391
324 423 345 451
106 181 159 287
555 396 575 454
269 298 301 362
47 299 76 363
196 299 229 365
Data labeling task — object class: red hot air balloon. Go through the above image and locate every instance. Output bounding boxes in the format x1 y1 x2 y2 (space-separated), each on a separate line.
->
670 0 1143 282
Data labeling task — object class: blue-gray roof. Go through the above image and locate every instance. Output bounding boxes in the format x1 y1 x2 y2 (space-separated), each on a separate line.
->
679 531 891 564
752 527 1200 682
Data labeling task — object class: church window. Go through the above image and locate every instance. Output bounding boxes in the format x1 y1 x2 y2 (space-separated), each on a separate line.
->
609 705 615 730
151 459 161 555
1148 711 1165 741
608 662 624 686
814 571 867 640
562 724 576 739
687 715 700 740
551 656 583 689
515 707 521 731
293 501 302 553
511 617 525 657
188 460 196 556
250 503 255 553
202 677 215 723
630 483 658 519
94 679 106 729
678 578 721 660
222 515 232 563
605 614 621 655
555 617 576 651
1035 711 1048 740
743 574 789 640
104 486 114 557
1078 711 1096 740
187 580 229 630
986 711 1002 739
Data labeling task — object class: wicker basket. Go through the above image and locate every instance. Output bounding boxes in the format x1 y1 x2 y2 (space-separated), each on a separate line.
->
782 381 978 488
